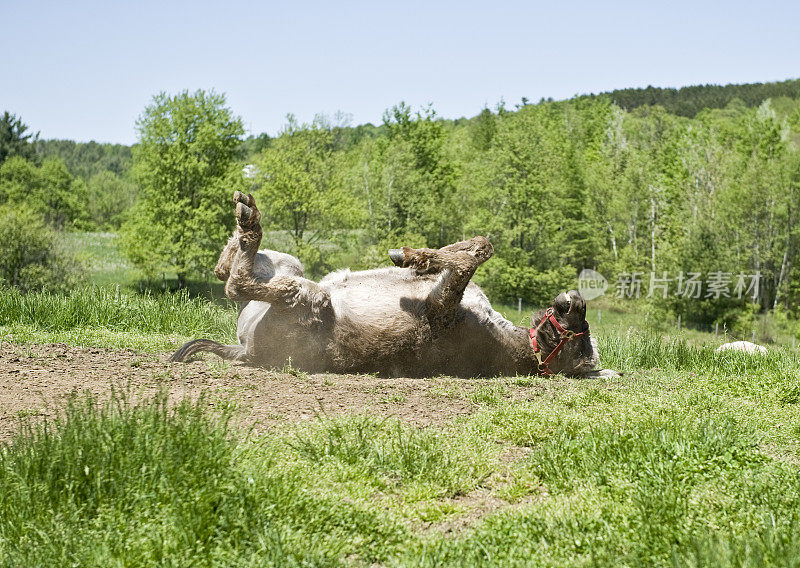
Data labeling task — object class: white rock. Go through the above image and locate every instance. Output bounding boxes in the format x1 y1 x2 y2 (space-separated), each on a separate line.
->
715 341 767 355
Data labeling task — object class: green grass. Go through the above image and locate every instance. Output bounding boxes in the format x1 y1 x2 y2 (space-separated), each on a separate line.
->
4 338 800 566
285 414 495 502
0 391 410 566
64 231 139 288
0 286 237 350
428 417 800 567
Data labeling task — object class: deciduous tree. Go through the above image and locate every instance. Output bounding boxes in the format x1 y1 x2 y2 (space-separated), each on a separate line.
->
120 90 244 286
257 115 362 274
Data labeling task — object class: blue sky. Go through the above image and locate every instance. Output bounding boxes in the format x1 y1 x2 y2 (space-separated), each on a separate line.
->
3 0 799 144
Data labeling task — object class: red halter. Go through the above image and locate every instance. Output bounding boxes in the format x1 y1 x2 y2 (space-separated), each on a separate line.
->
529 307 586 376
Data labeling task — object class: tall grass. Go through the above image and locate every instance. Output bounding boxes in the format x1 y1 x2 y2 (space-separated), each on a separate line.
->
0 286 236 341
0 392 408 566
598 330 798 374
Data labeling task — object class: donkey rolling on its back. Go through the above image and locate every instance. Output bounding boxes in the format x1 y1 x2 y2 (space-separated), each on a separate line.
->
170 192 619 378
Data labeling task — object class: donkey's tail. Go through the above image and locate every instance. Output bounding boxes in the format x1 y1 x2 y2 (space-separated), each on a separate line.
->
169 339 246 363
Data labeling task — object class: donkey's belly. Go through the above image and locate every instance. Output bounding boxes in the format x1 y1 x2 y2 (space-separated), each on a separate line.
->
239 301 331 371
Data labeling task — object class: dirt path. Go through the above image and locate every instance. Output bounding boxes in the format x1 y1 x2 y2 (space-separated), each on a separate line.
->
0 342 499 440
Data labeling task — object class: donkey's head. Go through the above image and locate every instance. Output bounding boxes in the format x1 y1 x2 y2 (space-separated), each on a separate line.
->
531 290 618 378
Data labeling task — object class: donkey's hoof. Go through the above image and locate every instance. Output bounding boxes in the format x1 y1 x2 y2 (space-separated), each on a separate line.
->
236 201 260 230
388 249 405 266
233 191 254 207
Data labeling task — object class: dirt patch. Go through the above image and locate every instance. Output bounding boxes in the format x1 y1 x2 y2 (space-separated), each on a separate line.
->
0 343 499 441
421 486 543 536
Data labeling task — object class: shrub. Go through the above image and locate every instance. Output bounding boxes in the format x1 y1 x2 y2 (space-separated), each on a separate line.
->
0 205 85 293
476 256 576 307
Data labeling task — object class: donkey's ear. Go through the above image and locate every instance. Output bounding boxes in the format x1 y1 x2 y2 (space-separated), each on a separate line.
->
553 291 571 314
567 290 586 318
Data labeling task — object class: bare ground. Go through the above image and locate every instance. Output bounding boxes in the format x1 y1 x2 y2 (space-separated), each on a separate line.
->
0 342 517 440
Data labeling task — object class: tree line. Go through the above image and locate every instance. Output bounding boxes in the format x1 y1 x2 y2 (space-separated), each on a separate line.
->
591 77 800 118
2 80 800 330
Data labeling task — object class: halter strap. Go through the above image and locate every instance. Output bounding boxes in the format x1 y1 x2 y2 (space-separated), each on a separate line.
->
529 307 586 375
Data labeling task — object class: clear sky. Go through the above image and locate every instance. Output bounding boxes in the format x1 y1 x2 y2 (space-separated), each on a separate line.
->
3 0 799 144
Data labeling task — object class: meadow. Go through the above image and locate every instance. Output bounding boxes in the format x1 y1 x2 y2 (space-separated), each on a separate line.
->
2 233 800 567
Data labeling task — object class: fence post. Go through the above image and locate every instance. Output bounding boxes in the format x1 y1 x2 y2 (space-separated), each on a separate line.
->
677 314 681 332
518 297 522 314
715 322 719 336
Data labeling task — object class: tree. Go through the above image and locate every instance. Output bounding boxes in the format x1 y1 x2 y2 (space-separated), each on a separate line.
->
0 156 88 228
39 158 89 228
469 107 497 151
119 90 245 286
719 101 794 310
34 139 132 178
257 115 362 274
359 103 459 249
0 111 38 165
87 171 137 229
0 205 85 292
464 100 609 304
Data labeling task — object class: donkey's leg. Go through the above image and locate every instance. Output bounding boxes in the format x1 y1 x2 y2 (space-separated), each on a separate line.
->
389 236 493 271
214 192 255 281
214 234 239 281
224 192 331 321
439 237 495 261
396 237 493 333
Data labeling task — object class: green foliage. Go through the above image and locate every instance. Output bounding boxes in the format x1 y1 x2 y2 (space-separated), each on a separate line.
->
595 77 800 117
0 111 37 165
469 107 497 150
12 79 800 322
119 90 245 284
256 115 362 274
138 89 800 320
86 170 137 229
0 156 88 228
478 257 576 306
463 100 611 302
357 103 460 249
0 206 85 293
239 132 272 158
35 139 132 178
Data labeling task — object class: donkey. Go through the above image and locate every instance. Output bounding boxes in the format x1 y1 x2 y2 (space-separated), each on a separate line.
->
170 192 619 378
